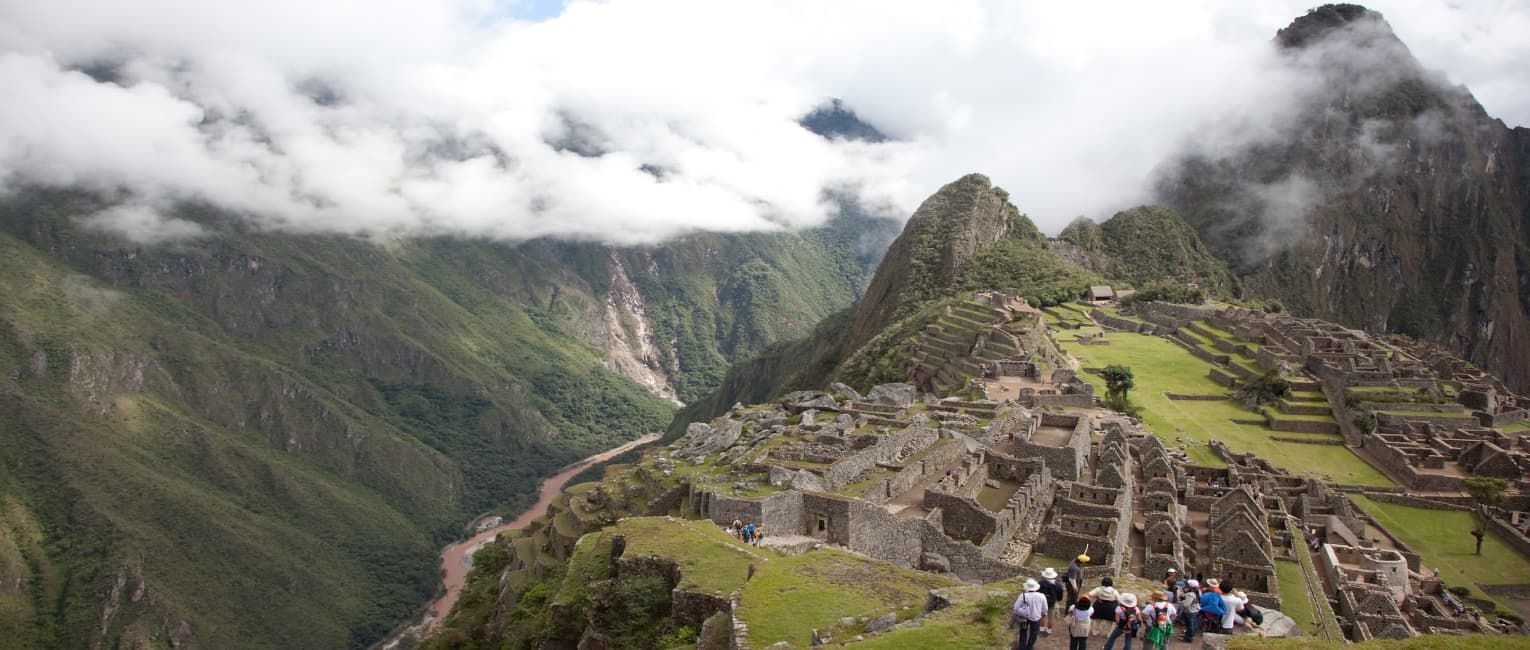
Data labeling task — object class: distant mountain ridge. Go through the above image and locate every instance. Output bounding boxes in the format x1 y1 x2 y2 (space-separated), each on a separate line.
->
0 190 889 648
1156 3 1530 391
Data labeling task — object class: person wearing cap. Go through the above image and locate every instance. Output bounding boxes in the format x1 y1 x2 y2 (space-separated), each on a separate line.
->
1142 591 1177 650
1012 578 1051 650
1039 567 1066 630
1178 579 1202 643
1198 579 1226 639
1065 554 1088 607
1235 590 1263 629
1103 591 1141 650
1161 568 1180 601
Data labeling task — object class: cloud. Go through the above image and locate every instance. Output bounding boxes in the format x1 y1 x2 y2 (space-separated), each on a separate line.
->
0 0 1525 243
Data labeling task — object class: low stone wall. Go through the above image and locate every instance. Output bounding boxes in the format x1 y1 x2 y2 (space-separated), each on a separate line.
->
924 491 996 544
1266 416 1339 434
1165 392 1228 401
1270 436 1346 445
1486 516 1530 560
824 420 937 488
1091 310 1154 334
1361 493 1471 511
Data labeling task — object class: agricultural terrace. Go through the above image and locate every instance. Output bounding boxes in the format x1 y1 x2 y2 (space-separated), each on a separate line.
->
1351 495 1530 618
1057 328 1392 486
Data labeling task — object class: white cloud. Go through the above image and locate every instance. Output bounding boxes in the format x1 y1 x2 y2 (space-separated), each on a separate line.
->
0 0 1525 242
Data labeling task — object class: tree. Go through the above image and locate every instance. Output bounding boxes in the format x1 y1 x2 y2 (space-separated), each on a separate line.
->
1236 370 1291 408
1463 476 1508 555
1100 365 1135 413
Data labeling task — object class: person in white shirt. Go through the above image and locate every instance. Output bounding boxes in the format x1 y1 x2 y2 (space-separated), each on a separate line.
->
1219 582 1245 632
1012 578 1052 650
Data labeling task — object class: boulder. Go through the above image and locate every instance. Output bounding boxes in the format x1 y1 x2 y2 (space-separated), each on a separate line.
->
792 470 828 493
674 419 742 458
920 552 951 573
783 390 839 412
769 466 796 487
830 382 864 401
1258 609 1301 638
864 613 897 633
867 383 917 407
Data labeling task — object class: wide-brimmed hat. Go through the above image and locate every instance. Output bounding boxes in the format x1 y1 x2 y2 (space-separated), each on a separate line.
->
1186 580 1200 589
1206 578 1220 588
1119 593 1138 607
1152 590 1168 602
1025 579 1041 592
1236 590 1248 600
1166 568 1177 574
1077 554 1091 563
1042 567 1059 579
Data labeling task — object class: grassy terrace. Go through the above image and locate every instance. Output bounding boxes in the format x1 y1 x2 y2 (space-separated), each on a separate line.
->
620 517 776 595
1060 330 1392 485
738 549 957 647
1351 495 1530 616
1274 560 1318 635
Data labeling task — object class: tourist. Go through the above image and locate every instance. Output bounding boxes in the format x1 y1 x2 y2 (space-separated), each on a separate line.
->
1066 554 1089 606
1161 568 1179 601
1219 581 1245 634
1178 580 1202 643
752 525 764 547
1102 591 1140 650
1087 577 1120 635
741 521 755 543
1012 578 1051 650
1198 579 1226 637
1235 590 1262 629
731 519 743 539
1040 567 1066 627
1066 596 1094 650
1142 591 1177 650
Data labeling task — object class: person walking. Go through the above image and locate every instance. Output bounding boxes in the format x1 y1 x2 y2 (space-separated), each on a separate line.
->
1087 577 1120 636
1178 580 1202 643
1040 567 1066 633
1012 578 1051 650
1066 596 1094 650
1102 592 1141 650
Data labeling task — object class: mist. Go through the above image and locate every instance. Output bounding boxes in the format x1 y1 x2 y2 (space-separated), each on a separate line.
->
1 0 1525 244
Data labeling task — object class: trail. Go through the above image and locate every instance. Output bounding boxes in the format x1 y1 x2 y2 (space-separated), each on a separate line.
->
419 432 660 632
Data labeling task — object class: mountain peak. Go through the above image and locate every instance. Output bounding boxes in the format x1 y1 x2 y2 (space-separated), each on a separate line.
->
1275 4 1387 50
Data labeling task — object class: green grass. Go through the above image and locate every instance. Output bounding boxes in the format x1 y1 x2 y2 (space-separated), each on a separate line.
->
1060 331 1392 485
1501 420 1530 433
847 593 1012 649
621 517 775 595
1273 561 1317 635
737 549 957 647
1350 496 1530 614
1262 407 1338 423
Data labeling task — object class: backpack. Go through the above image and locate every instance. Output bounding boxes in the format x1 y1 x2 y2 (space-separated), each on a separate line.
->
1146 603 1173 646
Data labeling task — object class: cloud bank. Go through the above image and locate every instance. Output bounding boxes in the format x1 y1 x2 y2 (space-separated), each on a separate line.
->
1 0 1526 243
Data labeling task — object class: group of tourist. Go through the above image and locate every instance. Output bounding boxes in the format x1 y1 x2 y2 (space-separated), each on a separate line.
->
1011 555 1263 650
725 518 765 546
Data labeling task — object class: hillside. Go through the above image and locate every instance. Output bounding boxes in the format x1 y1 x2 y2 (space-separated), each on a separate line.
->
1054 205 1239 296
1155 4 1530 392
0 191 886 648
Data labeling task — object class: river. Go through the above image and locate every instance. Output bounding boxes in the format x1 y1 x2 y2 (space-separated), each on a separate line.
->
416 432 660 634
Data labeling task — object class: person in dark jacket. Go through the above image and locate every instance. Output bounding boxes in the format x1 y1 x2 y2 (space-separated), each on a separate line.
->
1040 567 1067 632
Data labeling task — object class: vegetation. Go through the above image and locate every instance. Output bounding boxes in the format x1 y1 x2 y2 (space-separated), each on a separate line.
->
1057 205 1238 297
1237 370 1292 407
1062 331 1391 485
1463 477 1508 555
1351 495 1530 614
737 549 957 647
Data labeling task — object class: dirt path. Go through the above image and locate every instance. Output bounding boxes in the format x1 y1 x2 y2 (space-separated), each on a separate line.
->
423 432 660 630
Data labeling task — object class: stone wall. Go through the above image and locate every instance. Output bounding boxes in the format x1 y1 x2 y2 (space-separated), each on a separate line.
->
924 490 996 544
823 420 937 488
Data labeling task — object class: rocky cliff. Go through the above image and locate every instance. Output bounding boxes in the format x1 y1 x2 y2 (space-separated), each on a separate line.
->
1053 205 1238 296
1156 4 1530 391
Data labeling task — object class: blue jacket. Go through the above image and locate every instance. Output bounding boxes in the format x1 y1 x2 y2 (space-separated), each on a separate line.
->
1200 590 1226 616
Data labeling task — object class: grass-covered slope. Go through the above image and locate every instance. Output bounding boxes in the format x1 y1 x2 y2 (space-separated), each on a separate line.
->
0 191 884 648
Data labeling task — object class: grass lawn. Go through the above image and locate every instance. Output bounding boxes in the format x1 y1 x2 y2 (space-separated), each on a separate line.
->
1274 560 1317 635
1060 331 1393 486
1350 495 1530 614
1501 420 1530 433
619 517 776 595
737 549 957 647
849 592 1011 649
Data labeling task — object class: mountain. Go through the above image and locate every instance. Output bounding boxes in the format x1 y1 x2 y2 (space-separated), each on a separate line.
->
0 190 888 648
666 174 1098 435
1155 3 1530 391
1053 205 1238 297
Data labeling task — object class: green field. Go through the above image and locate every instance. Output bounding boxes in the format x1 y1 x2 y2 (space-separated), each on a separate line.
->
1274 560 1318 635
1350 495 1530 614
1059 331 1392 485
737 549 957 647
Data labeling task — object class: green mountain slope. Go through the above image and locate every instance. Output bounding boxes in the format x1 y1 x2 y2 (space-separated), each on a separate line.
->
0 191 886 648
1053 205 1238 296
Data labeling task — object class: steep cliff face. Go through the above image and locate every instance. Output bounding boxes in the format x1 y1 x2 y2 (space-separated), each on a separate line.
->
0 191 886 648
842 174 1020 351
1156 4 1530 391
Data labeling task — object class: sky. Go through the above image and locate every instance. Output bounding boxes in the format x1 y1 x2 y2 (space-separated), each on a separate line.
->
1 0 1526 244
